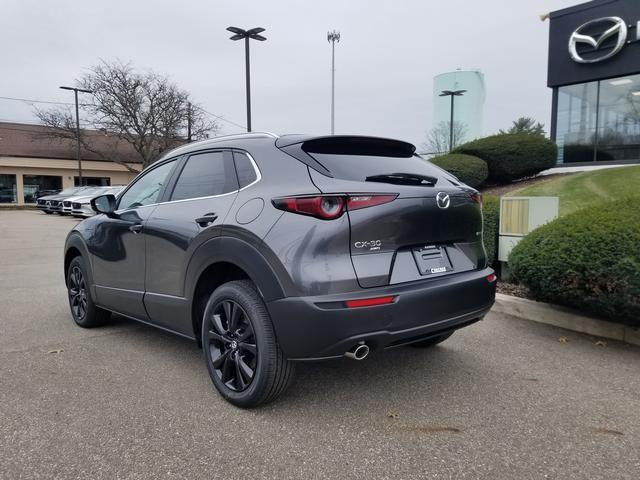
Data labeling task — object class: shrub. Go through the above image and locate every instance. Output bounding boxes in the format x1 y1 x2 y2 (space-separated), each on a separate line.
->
509 197 640 326
482 195 500 266
455 133 557 184
431 153 488 188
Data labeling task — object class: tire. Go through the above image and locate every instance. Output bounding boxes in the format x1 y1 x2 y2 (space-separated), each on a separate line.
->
44 211 53 215
408 332 454 348
66 256 111 328
201 280 295 408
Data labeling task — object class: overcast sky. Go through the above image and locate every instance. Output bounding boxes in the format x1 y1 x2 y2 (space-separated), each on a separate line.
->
1 0 578 147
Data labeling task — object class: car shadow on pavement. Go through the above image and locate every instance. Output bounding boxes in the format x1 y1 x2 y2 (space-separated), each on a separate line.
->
276 345 482 408
108 313 483 413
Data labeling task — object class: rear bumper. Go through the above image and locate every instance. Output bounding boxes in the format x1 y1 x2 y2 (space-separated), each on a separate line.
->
266 267 496 360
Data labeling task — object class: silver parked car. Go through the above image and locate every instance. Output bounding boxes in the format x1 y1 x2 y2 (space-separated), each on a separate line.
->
62 187 113 215
71 186 125 217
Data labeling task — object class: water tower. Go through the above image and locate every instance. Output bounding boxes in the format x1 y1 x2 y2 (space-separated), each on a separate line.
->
433 70 486 144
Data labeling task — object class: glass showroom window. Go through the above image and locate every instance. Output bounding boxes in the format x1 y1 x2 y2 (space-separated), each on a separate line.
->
0 174 17 203
556 74 640 163
23 175 63 203
596 74 640 162
556 81 598 163
74 176 111 187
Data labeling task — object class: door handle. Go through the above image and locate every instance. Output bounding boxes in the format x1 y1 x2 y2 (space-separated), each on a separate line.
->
129 224 143 234
195 213 218 227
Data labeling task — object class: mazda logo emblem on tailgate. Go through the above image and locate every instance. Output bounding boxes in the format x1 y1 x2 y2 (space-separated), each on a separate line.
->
436 192 450 209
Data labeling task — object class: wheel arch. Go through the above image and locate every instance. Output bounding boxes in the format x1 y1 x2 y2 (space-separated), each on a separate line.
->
64 233 94 288
186 236 289 342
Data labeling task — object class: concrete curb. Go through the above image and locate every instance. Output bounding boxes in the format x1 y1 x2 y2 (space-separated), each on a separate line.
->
493 293 640 347
0 205 37 211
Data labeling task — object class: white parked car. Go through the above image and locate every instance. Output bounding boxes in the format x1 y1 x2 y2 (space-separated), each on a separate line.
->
61 187 111 215
70 186 125 217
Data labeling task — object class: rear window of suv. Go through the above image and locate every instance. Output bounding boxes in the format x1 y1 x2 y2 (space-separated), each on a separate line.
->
307 153 444 183
233 151 258 188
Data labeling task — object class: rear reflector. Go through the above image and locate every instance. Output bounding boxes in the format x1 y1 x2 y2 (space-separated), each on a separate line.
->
470 193 482 205
486 273 497 283
345 295 396 308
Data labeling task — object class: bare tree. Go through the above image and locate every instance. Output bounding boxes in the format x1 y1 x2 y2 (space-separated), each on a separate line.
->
35 106 141 172
422 121 468 155
35 60 219 170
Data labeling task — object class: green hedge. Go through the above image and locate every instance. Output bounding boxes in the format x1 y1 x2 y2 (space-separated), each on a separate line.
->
482 195 500 267
509 197 640 326
430 153 488 188
455 133 557 184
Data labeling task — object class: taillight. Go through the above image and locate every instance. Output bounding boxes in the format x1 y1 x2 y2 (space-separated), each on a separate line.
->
486 273 497 283
272 196 345 220
470 193 482 206
346 194 397 211
272 194 397 220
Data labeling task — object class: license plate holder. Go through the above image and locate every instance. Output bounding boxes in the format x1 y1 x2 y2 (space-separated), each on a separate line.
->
412 245 454 276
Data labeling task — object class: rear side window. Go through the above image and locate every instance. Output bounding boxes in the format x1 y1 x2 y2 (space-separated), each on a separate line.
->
233 152 258 188
308 153 443 182
171 151 239 201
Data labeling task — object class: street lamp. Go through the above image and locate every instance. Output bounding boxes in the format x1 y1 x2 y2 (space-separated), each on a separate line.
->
59 86 92 186
439 89 466 152
327 30 340 135
227 26 267 132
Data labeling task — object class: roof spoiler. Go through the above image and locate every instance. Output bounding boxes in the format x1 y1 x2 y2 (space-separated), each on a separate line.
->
275 135 416 157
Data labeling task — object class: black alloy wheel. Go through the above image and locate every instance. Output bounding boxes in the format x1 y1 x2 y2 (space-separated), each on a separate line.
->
66 256 111 328
68 265 88 321
204 299 257 392
201 281 294 408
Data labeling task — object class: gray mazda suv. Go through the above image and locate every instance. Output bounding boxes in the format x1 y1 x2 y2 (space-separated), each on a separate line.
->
64 133 496 407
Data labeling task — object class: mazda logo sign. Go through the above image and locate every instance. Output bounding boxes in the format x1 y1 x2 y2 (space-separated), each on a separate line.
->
569 16 628 64
436 192 450 210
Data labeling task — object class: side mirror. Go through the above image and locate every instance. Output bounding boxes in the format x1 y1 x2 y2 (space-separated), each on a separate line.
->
91 194 117 215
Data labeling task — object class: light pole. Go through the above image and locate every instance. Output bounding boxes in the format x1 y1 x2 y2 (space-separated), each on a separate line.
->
227 26 266 132
59 86 92 186
439 89 466 152
327 30 340 135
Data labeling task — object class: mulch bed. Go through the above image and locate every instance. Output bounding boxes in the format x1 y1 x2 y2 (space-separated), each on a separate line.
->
496 281 534 300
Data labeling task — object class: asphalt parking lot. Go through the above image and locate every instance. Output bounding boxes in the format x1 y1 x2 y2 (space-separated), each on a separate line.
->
1 210 639 479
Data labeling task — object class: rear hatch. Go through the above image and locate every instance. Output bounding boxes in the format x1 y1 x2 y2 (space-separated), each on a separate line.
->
279 136 486 288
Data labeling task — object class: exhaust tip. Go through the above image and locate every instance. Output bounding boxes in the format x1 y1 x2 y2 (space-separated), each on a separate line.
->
345 343 370 360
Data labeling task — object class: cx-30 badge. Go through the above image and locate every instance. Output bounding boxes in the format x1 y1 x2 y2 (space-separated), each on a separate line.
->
436 192 450 210
354 240 382 251
568 16 628 64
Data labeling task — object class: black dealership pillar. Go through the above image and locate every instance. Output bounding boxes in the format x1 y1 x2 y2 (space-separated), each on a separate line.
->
550 87 558 144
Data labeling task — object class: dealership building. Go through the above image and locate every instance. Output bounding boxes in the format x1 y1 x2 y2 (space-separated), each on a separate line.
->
0 122 140 206
549 0 640 164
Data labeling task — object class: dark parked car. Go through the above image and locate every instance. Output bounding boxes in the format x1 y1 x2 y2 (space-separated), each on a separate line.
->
35 189 61 199
64 133 496 407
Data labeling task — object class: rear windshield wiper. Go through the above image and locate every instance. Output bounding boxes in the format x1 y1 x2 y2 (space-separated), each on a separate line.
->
365 173 438 186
